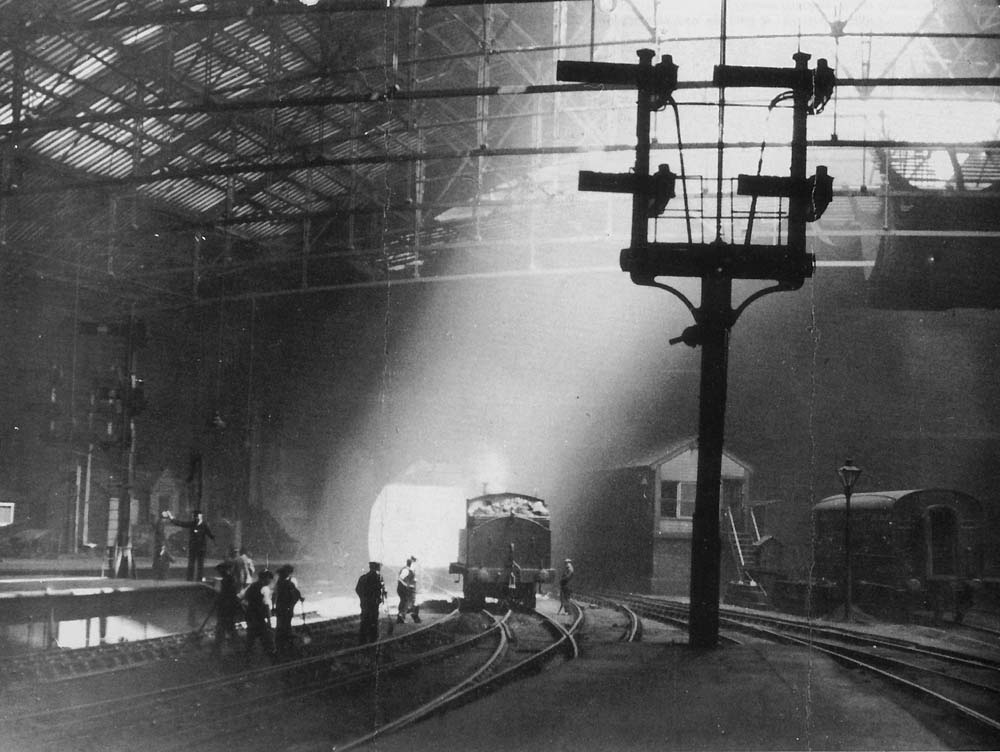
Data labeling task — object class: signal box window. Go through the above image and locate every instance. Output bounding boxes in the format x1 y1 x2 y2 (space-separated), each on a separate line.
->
660 481 696 519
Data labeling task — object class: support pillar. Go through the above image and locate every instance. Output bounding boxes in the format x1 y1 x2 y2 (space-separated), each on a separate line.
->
688 276 731 648
560 49 832 649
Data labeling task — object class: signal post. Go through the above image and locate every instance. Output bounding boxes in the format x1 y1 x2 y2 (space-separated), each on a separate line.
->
557 50 835 648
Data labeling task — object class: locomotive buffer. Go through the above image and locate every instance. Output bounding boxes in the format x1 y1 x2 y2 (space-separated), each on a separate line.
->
557 49 835 648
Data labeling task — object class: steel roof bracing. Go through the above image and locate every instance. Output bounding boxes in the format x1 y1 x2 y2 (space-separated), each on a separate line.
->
0 0 998 318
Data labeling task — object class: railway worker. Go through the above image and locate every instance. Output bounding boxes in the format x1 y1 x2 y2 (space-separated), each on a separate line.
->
242 568 276 659
558 558 574 614
356 561 387 645
273 564 304 657
212 561 242 656
152 510 174 580
396 556 421 624
226 546 255 592
170 509 215 582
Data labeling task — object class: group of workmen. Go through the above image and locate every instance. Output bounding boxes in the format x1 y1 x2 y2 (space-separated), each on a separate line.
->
158 508 423 656
211 549 305 661
355 555 575 643
165 503 572 654
207 550 422 657
207 551 576 655
355 556 421 645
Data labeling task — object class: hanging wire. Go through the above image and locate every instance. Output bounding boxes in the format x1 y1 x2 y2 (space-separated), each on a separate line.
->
667 98 693 245
215 295 225 413
246 297 255 438
831 38 840 138
715 0 728 241
744 94 789 245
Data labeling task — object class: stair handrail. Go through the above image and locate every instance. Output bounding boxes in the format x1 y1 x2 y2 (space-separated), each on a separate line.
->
749 506 762 543
726 507 746 568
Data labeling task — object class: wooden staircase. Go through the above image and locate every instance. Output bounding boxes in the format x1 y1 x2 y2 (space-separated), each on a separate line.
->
723 508 770 608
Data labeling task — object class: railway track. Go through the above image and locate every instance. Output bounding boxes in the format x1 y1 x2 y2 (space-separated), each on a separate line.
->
578 592 740 645
0 604 580 752
946 618 1000 649
573 592 643 643
338 603 581 750
0 610 355 686
590 590 1000 747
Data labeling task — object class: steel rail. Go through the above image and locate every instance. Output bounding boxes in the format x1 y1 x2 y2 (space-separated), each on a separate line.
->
600 591 1000 669
949 620 1000 643
784 633 1000 697
337 605 581 750
0 612 355 686
575 592 642 642
715 617 1000 737
5 611 466 749
713 608 1000 671
162 613 500 752
593 591 1000 737
334 609 514 751
620 603 643 642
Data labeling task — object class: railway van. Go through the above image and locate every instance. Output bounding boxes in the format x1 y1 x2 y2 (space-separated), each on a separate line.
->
811 488 986 618
449 492 556 610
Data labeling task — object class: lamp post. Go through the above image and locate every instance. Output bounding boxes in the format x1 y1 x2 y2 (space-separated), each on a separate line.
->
837 457 862 620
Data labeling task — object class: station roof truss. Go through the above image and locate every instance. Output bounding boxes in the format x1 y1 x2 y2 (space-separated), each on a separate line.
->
0 0 997 318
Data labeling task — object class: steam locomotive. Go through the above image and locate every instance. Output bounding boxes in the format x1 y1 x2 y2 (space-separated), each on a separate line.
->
449 492 556 610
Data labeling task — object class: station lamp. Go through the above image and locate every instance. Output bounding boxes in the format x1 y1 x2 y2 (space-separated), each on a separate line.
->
837 457 862 620
837 458 862 494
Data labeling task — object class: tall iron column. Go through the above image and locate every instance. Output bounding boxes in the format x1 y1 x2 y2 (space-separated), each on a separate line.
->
560 50 834 648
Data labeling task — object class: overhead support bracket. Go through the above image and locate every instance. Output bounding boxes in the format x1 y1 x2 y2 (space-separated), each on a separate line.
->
621 240 815 283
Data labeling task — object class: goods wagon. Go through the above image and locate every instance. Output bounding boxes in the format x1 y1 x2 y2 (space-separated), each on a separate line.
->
449 492 555 610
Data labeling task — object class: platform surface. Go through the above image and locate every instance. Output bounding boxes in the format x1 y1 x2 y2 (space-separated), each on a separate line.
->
387 598 971 752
